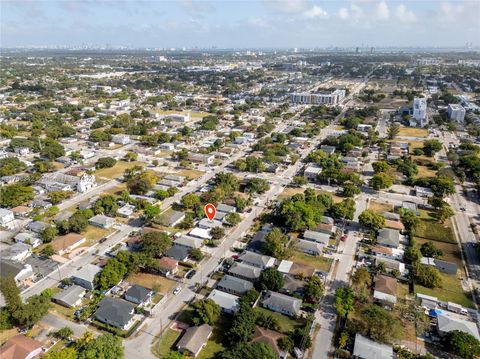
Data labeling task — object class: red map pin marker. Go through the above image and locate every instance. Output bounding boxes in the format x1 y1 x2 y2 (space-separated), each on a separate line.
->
205 203 216 221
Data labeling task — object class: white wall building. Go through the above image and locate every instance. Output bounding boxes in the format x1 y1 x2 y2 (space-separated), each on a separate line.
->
290 89 346 106
410 97 427 127
447 104 466 122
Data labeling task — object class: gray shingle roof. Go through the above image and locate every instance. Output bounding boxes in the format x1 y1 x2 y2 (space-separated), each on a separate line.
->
217 274 253 295
228 262 261 281
125 284 152 303
53 285 85 307
353 334 393 359
263 291 301 315
377 228 400 247
94 297 135 328
437 313 480 339
177 324 212 355
238 251 274 268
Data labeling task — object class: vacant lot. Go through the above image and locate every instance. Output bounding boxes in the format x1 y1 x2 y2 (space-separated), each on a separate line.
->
153 328 183 358
155 110 210 119
127 272 177 293
175 169 205 180
417 166 437 178
291 251 333 272
415 237 462 267
415 273 474 308
83 225 114 243
278 188 342 203
416 218 455 244
368 200 393 213
95 161 145 180
398 127 429 138
255 307 305 334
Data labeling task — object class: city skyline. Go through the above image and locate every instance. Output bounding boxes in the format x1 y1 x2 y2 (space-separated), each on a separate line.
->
2 0 480 49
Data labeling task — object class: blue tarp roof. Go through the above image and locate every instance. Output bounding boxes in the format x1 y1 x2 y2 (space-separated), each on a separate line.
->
429 309 444 317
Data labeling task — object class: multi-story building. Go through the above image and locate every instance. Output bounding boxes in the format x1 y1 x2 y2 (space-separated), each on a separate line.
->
410 97 427 127
290 89 346 105
447 104 466 122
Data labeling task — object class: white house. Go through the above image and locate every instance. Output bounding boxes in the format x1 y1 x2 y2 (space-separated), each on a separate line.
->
112 134 130 145
0 208 14 225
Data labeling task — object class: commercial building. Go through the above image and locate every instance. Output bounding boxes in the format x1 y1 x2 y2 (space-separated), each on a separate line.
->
410 97 427 127
290 89 346 106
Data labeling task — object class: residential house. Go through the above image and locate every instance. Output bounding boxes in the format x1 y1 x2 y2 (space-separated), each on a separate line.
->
415 186 434 198
112 134 130 145
1 243 31 262
238 251 275 269
263 291 302 317
303 230 330 245
174 235 203 249
126 236 142 251
157 257 179 276
353 333 393 359
26 221 49 234
94 297 135 330
375 258 406 275
0 260 33 285
228 262 262 282
208 289 240 314
176 324 213 358
281 274 305 296
376 228 400 248
247 224 272 253
51 233 87 255
216 274 253 296
14 232 41 248
373 275 397 306
117 204 135 217
124 284 153 306
0 335 43 359
251 326 287 359
157 210 185 227
437 313 480 340
53 285 86 308
295 239 323 256
277 260 293 274
165 245 190 262
10 206 32 218
420 257 458 275
198 218 223 230
303 164 322 182
88 214 115 229
71 264 101 290
371 246 404 261
0 208 14 226
216 204 236 214
188 152 215 165
189 227 212 240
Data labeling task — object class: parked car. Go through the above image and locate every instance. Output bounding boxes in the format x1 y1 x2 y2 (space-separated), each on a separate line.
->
99 237 108 243
185 270 196 279
173 287 181 295
340 235 347 241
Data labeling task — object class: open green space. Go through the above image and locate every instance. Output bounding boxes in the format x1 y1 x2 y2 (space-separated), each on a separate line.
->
415 212 455 244
254 307 305 334
291 250 333 272
153 328 183 358
415 237 462 267
415 273 474 308
94 160 145 180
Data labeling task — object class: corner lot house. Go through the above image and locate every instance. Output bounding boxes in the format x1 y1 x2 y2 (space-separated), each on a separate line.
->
177 324 213 357
124 284 153 306
353 333 393 359
51 233 86 255
0 334 43 359
53 285 86 308
94 297 135 330
71 264 101 290
262 291 301 317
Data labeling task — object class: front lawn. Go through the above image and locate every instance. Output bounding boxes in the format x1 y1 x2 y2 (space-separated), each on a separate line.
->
83 225 114 243
368 200 393 213
127 272 177 293
415 273 474 308
291 251 333 272
94 160 145 180
254 307 305 334
153 328 183 358
415 218 455 244
415 237 462 267
175 169 205 180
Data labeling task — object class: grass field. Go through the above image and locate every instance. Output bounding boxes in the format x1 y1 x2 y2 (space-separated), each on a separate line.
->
83 225 114 243
368 200 393 213
50 302 76 320
416 217 455 244
417 166 437 178
254 307 305 334
153 328 183 358
398 127 429 138
127 272 177 293
154 110 210 119
102 184 127 196
291 251 333 272
415 273 474 308
94 161 145 180
278 187 342 203
175 169 205 180
415 237 462 267
197 316 230 359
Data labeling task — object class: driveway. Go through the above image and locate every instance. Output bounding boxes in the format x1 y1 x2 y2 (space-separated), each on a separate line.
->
41 313 90 339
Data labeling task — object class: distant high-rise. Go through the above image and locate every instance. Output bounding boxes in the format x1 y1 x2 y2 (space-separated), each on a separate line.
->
447 104 466 122
410 97 427 127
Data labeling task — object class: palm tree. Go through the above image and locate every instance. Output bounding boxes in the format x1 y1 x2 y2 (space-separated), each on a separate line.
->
387 123 400 139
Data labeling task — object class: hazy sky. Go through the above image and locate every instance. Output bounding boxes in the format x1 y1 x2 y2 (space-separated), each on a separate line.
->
1 0 479 48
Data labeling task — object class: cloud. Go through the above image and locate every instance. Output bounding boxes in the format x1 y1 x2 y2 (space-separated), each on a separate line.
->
338 7 349 20
303 5 328 19
375 1 390 21
177 0 215 17
264 0 308 14
248 17 272 29
337 4 365 23
395 4 417 23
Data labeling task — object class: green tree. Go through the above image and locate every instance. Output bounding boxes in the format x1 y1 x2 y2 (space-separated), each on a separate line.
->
228 304 257 344
78 333 124 359
189 248 204 261
210 226 226 240
96 259 127 290
0 276 22 313
140 232 172 257
420 242 443 258
293 176 308 186
259 267 284 291
415 264 442 288
54 326 74 340
358 209 385 232
220 342 276 359
191 299 221 326
43 347 78 359
125 152 138 162
245 177 270 194
181 193 201 209
240 288 259 305
404 245 422 264
372 161 391 173
437 203 455 224
48 190 73 204
304 276 325 302
370 173 393 190
0 184 34 207
143 204 160 222
127 171 157 195
226 212 241 226
387 124 400 140
96 157 117 169
443 330 480 359
93 195 119 217
357 304 401 343
330 199 356 220
423 139 443 157
163 352 184 359
334 287 354 318
40 226 58 243
263 228 289 259
41 244 55 257
41 139 65 159
278 336 294 352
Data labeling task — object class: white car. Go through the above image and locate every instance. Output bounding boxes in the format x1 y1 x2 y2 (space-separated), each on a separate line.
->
173 287 181 295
